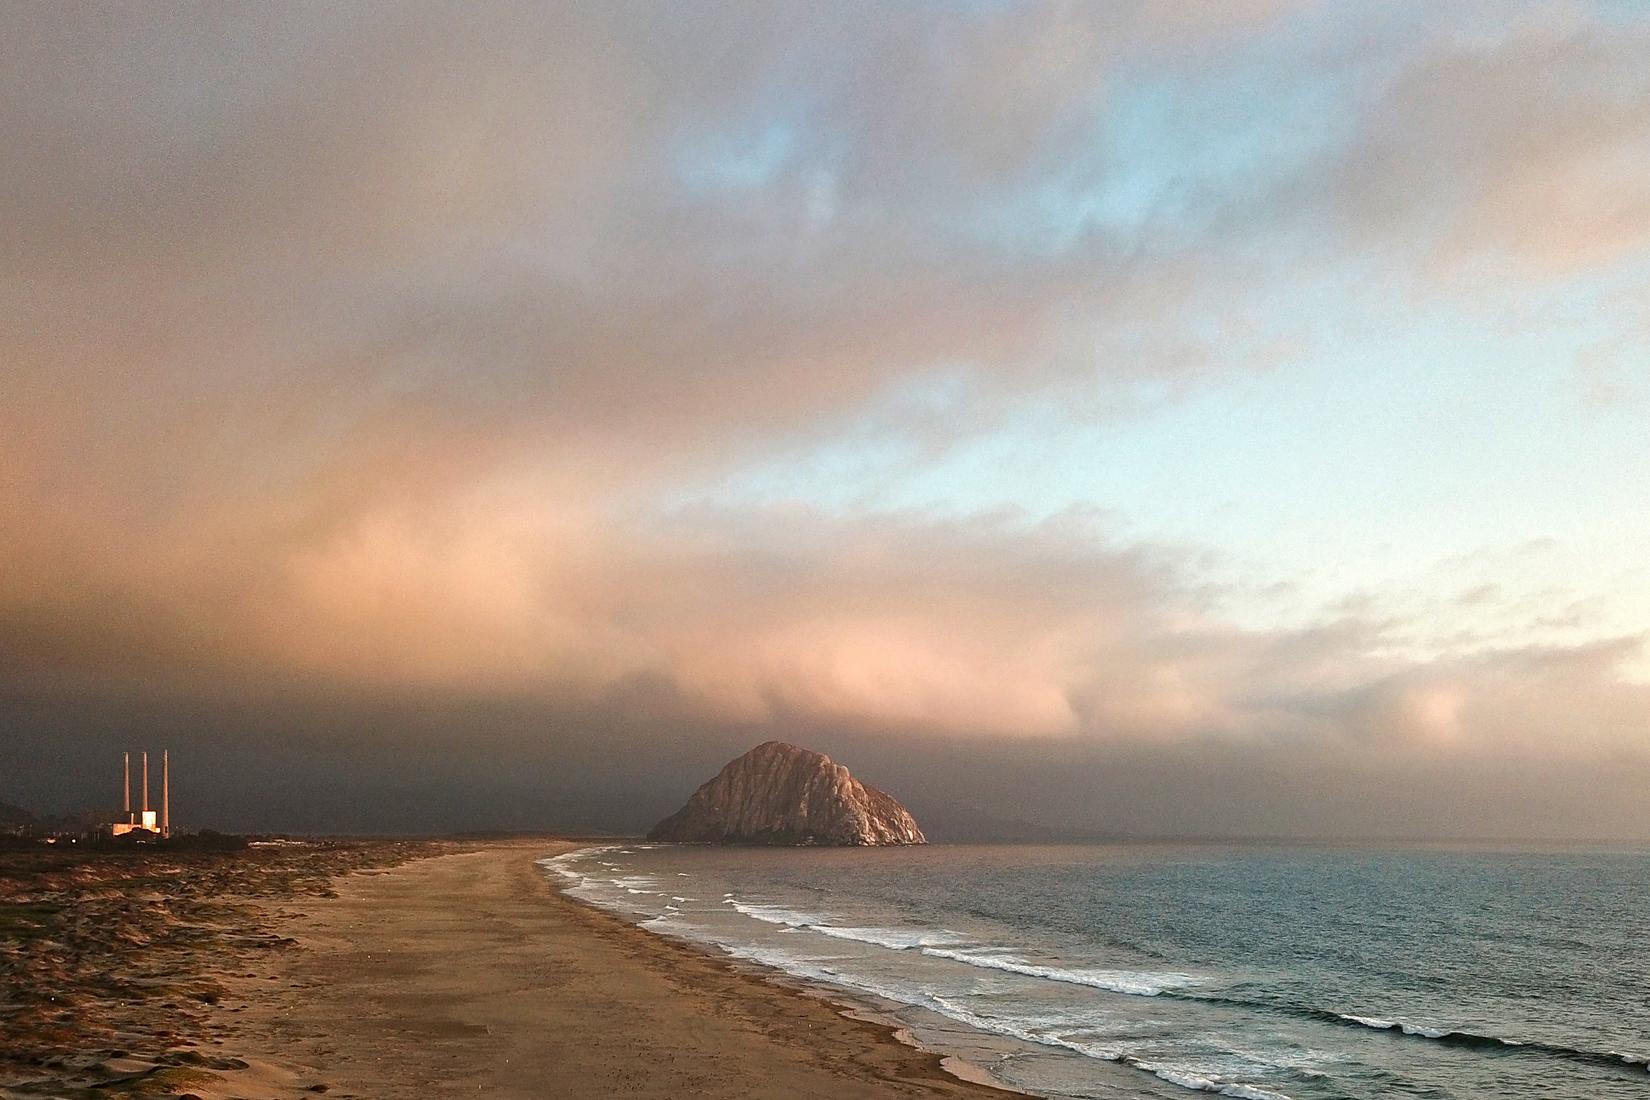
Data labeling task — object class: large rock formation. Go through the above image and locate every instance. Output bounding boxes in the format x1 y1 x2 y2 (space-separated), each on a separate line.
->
647 741 926 846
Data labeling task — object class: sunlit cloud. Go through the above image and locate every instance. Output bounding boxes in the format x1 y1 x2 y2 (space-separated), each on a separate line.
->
2 0 1648 834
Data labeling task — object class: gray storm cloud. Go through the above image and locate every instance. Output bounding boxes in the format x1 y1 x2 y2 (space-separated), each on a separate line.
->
2 2 1647 835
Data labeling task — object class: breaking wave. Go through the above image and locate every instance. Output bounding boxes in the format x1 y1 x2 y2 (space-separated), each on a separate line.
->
1326 1013 1650 1074
809 925 967 950
920 946 1200 997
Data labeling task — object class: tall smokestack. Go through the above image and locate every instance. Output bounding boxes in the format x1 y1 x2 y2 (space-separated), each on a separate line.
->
142 751 149 815
162 750 170 839
123 752 131 817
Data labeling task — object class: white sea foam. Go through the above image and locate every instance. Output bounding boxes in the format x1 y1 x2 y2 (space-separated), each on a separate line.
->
1339 1014 1395 1030
665 920 1286 1100
538 853 596 891
640 914 692 932
1402 1024 1449 1039
809 925 967 950
1139 1064 1294 1100
538 848 611 878
726 900 824 927
714 896 969 951
927 994 1113 1059
709 903 1192 998
919 947 1199 997
1337 1014 1449 1040
927 994 1292 1100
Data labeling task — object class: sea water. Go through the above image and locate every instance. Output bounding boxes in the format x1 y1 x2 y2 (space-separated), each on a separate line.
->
539 842 1650 1099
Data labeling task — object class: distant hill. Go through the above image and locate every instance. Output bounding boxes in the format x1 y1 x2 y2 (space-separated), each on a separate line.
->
0 800 38 828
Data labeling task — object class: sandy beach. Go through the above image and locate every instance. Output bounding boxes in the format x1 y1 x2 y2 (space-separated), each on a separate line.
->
1 840 1014 1098
0 839 448 1098
220 840 1013 1099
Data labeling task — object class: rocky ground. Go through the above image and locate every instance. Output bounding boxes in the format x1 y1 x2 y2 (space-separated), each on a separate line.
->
0 840 452 1099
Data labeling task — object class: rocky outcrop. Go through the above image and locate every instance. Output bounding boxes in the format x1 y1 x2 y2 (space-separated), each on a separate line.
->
647 741 926 846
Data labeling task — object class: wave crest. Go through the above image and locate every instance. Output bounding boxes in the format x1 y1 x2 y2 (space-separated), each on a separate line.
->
920 947 1200 997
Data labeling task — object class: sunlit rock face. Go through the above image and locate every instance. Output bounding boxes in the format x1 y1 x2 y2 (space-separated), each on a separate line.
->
647 741 926 846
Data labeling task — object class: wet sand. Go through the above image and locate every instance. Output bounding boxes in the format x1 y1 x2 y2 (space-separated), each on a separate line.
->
223 840 1013 1099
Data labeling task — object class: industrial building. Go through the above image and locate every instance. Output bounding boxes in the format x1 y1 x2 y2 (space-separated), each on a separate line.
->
110 750 170 839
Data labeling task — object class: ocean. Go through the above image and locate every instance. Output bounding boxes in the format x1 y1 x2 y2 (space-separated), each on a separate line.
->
540 842 1650 1100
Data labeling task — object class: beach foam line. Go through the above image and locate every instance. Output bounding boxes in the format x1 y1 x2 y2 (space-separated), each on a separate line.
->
810 925 968 950
725 900 825 927
920 995 1292 1100
627 901 1293 1100
718 895 1198 996
721 894 966 950
1137 1064 1293 1100
920 947 1200 997
538 847 638 902
640 914 693 932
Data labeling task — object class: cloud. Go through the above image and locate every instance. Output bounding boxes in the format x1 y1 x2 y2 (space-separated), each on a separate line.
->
2 2 1648 833
0 2 1300 703
1326 12 1650 276
8 475 1645 773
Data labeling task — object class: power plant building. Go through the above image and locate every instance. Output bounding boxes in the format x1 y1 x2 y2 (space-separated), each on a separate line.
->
110 750 170 839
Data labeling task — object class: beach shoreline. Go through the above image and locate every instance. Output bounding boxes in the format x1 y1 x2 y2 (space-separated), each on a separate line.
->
3 838 1020 1099
540 842 1029 1096
228 839 1018 1098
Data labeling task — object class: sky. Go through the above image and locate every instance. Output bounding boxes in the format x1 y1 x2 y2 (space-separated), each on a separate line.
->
3 1 1648 839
